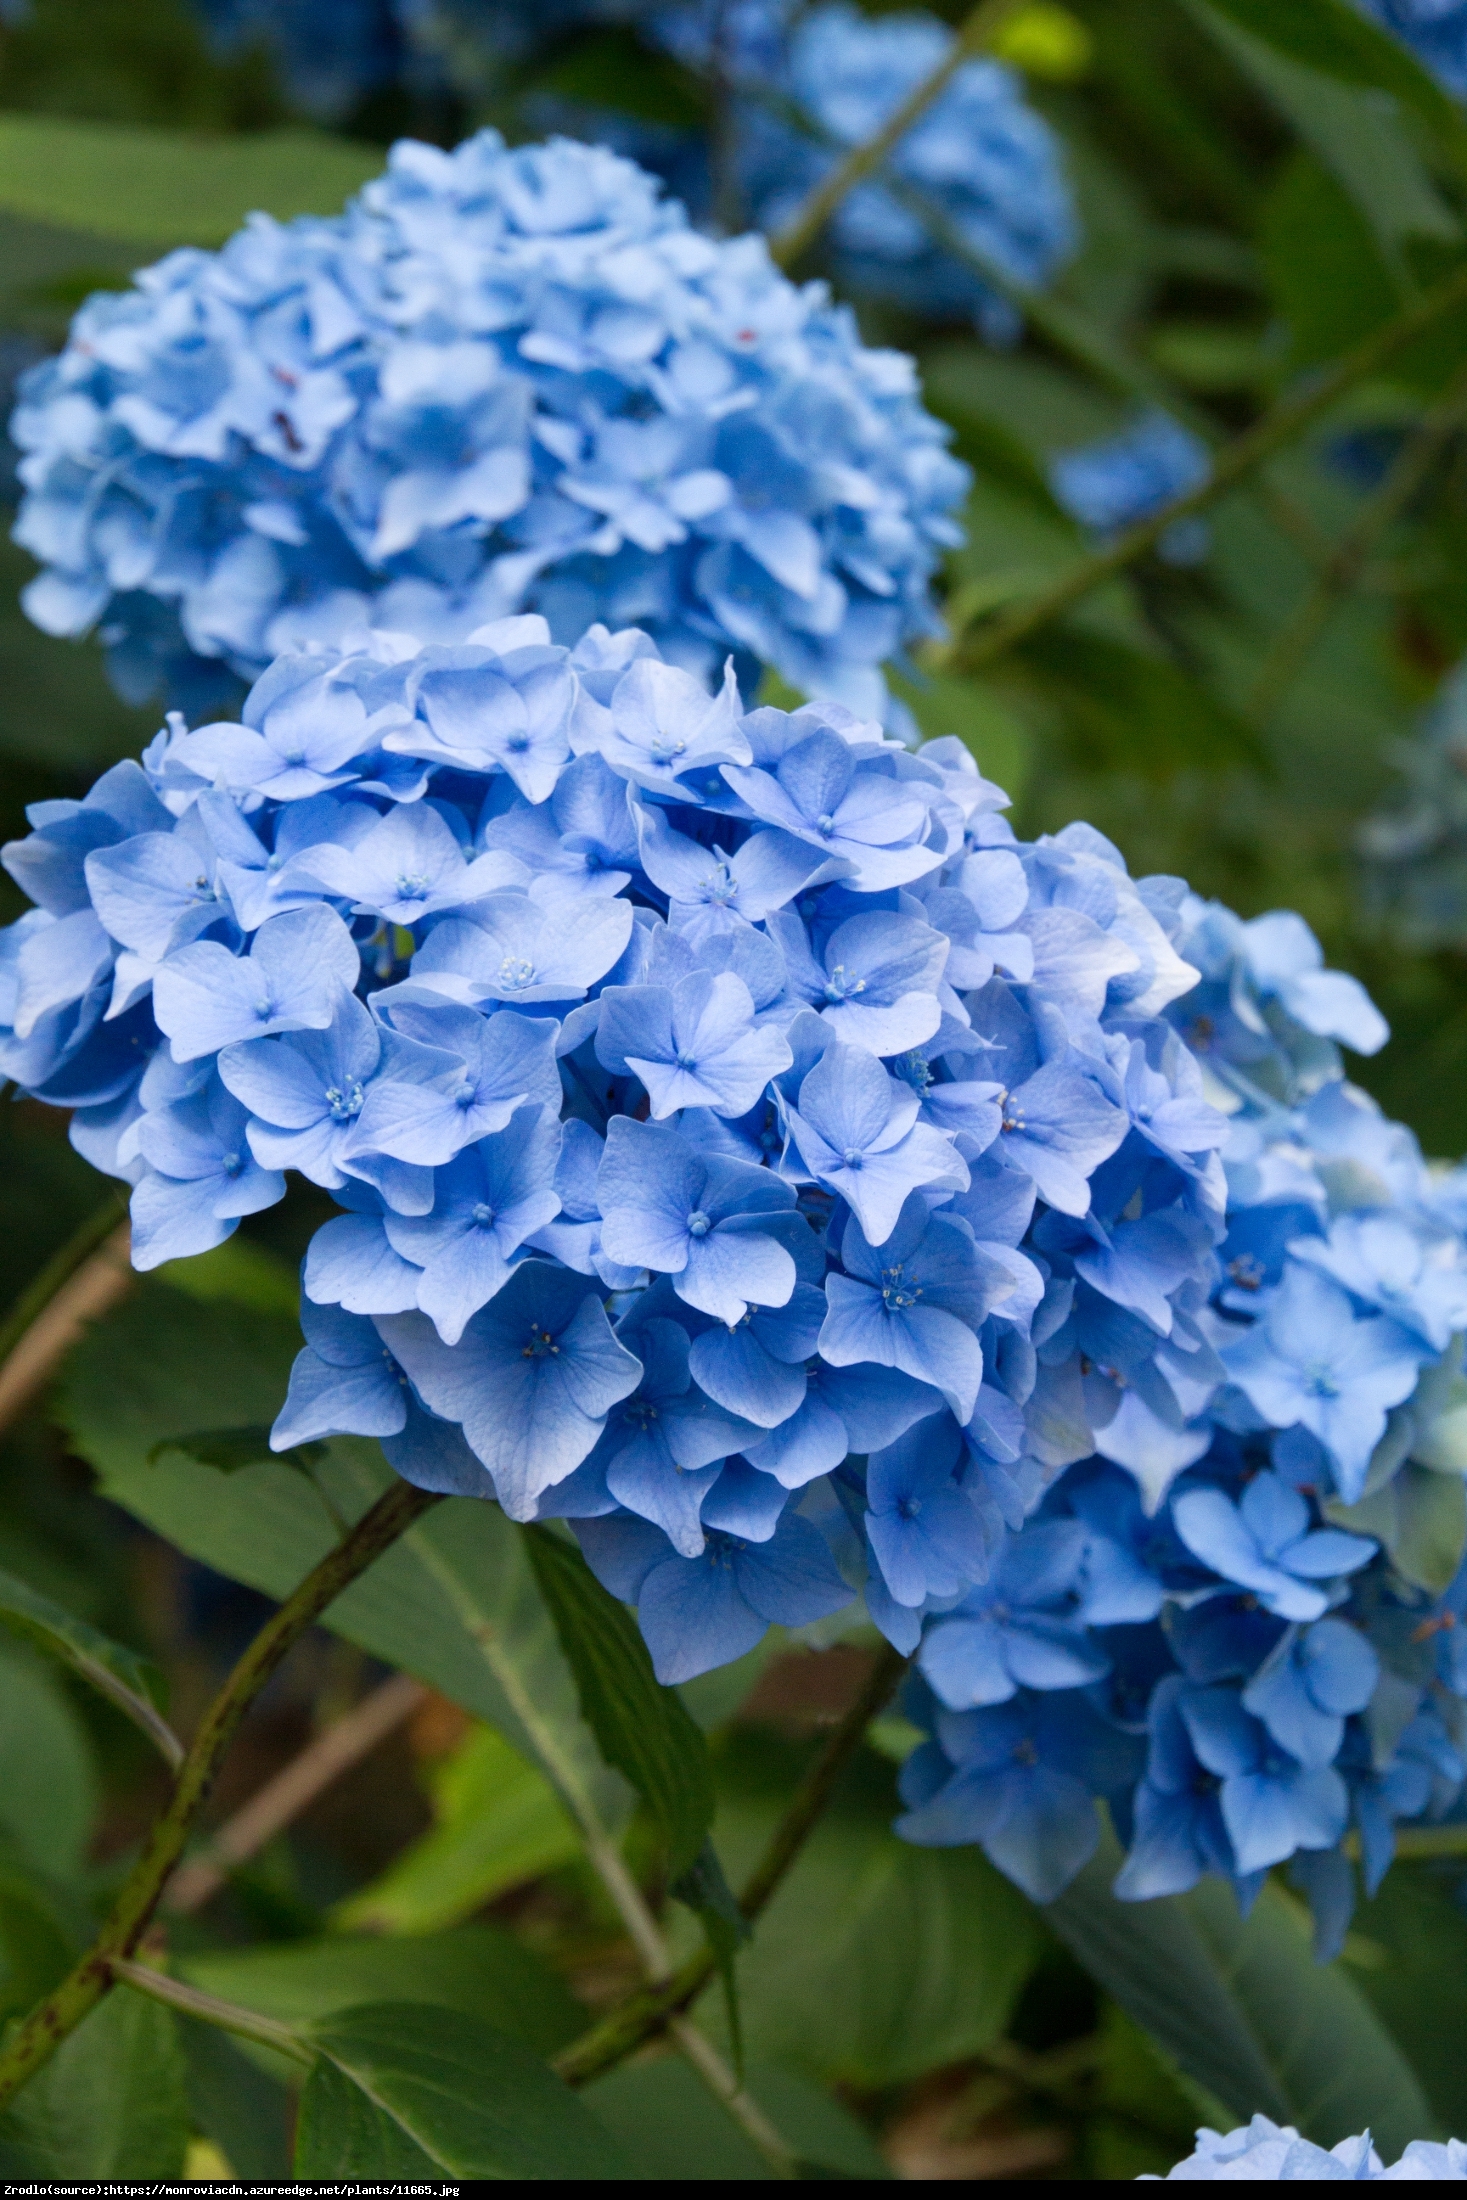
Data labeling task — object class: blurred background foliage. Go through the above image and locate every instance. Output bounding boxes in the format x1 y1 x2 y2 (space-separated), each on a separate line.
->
3 0 1467 2179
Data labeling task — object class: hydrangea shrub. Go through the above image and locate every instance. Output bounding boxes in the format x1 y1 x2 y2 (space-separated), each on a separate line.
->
6 611 1467 1954
9 130 967 718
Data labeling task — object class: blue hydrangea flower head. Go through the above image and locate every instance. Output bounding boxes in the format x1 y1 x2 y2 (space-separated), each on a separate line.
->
1049 411 1212 565
5 608 1467 1944
734 2 1077 340
11 128 968 722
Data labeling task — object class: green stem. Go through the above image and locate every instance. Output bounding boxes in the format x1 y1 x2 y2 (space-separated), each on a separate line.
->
109 1958 311 2064
554 1642 912 2089
0 1194 127 1367
768 0 1023 270
947 257 1467 672
0 1477 443 2113
1245 356 1467 724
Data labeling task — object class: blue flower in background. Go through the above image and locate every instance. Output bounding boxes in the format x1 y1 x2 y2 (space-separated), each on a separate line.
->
1359 0 1467 96
1050 411 1212 565
11 130 969 723
736 4 1076 340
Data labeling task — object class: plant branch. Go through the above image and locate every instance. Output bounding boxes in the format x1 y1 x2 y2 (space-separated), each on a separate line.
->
943 258 1467 672
109 1958 312 2064
768 0 1023 270
0 1214 133 1437
1245 356 1467 724
0 1477 443 2113
553 1642 912 2089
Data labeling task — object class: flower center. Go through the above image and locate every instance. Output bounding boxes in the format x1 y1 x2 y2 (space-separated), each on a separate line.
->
325 1081 364 1122
394 871 432 901
471 1202 496 1227
521 1323 560 1359
498 956 536 990
687 1209 712 1239
880 1262 922 1311
823 963 866 1004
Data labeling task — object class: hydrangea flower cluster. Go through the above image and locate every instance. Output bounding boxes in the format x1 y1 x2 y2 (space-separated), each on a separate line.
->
5 615 1467 1948
1358 0 1467 98
1049 411 1212 566
1149 2117 1467 2180
728 3 1078 341
9 130 967 721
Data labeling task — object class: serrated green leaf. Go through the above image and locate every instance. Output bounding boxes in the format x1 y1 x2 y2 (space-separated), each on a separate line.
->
0 114 380 246
0 1561 178 1766
332 1723 581 1935
181 1924 584 2067
0 1986 188 2176
1043 1828 1433 2157
295 2001 627 2180
523 1524 714 1879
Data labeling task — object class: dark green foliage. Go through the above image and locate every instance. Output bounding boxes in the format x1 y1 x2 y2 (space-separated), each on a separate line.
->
524 1523 714 1879
295 2002 628 2178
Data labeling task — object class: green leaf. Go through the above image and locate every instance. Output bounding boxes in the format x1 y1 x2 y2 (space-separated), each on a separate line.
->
523 1524 714 1879
178 2018 292 2181
1349 1861 1467 2138
1190 0 1467 184
699 1747 1044 2086
1086 2002 1216 2181
1325 1461 1467 1593
0 1986 188 2176
585 2057 891 2181
332 1723 581 1935
1043 1827 1433 2157
1190 2 1459 254
180 1924 585 2067
0 1561 178 1767
294 2001 628 2179
0 1860 79 2026
148 1424 325 1475
0 115 381 247
295 2060 444 2178
0 1641 98 1882
1262 153 1403 368
58 1278 631 1840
